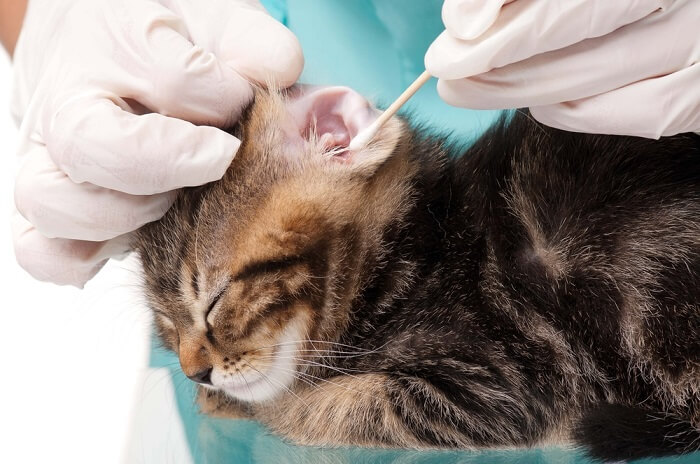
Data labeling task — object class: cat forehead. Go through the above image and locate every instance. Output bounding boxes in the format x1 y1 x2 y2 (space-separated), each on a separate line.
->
195 195 329 266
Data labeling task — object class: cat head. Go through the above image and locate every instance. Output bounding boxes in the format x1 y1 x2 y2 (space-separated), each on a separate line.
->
136 86 415 403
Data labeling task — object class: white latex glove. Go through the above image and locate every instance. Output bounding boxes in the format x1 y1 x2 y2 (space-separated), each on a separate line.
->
426 0 700 138
11 0 303 286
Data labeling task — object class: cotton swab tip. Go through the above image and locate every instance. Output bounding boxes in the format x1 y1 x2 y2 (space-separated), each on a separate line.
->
347 70 431 152
348 122 380 152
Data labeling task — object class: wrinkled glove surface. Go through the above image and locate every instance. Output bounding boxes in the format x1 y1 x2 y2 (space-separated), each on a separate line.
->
11 0 303 286
426 0 699 138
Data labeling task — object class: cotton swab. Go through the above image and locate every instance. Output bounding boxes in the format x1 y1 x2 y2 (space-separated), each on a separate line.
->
348 70 432 152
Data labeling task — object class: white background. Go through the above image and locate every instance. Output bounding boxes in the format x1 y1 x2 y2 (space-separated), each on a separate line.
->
0 52 190 463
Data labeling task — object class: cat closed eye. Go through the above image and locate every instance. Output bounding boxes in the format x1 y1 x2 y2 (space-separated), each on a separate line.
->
206 287 226 320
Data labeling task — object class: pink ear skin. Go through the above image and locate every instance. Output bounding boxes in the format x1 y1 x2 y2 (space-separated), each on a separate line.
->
285 86 380 161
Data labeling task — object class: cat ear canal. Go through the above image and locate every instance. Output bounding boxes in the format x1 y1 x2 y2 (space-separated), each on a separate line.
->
286 86 401 172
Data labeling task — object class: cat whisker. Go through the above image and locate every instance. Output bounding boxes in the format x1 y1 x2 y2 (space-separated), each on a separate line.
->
247 339 384 354
236 366 255 402
251 354 373 374
254 349 381 359
275 339 378 351
289 359 376 377
174 374 194 396
139 368 182 400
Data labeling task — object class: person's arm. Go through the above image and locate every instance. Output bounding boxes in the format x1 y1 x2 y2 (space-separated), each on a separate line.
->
0 0 28 56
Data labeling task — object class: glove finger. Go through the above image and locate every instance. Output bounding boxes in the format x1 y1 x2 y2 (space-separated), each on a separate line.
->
112 0 256 127
165 0 304 88
530 62 700 139
442 0 516 41
44 96 239 195
15 144 176 241
434 0 697 109
11 211 131 288
426 0 669 80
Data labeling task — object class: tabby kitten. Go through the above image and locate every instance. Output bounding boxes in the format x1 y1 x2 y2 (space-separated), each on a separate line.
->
135 86 700 462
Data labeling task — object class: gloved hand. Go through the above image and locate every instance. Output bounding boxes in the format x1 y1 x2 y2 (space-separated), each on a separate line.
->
425 0 699 138
11 0 303 286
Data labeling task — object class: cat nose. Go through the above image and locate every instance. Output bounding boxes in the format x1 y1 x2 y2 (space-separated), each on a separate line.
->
187 367 213 385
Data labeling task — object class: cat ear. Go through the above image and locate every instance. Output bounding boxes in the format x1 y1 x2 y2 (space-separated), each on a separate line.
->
285 86 400 172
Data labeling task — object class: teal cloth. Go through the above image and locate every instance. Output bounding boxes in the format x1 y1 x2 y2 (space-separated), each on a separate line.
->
148 1 700 463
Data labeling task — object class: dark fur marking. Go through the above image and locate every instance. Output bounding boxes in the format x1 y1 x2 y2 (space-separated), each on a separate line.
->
233 255 307 282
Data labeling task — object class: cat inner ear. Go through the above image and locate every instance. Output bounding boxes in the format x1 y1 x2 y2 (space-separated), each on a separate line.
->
285 86 402 171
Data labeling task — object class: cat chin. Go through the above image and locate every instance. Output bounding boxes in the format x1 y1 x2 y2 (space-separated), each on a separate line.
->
214 320 307 404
